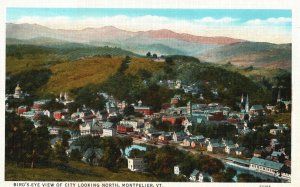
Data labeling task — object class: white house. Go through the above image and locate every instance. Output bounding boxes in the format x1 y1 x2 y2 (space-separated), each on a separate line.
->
128 158 144 172
270 129 282 135
174 165 181 175
102 128 116 137
47 127 60 135
235 147 246 156
225 144 238 154
189 169 200 181
207 142 223 153
79 119 103 136
198 173 204 182
43 110 51 117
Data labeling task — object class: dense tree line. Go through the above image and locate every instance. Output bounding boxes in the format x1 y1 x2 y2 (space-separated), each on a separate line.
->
6 112 52 168
6 69 52 102
6 112 134 171
70 85 106 111
143 145 226 181
188 124 237 140
72 135 133 170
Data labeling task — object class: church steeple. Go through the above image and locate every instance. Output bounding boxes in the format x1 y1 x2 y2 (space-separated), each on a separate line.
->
245 94 249 112
241 93 244 104
277 88 282 102
64 92 68 101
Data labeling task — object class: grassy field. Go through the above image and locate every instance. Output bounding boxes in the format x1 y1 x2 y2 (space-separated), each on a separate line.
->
126 58 165 76
5 161 157 181
38 57 124 95
7 51 166 97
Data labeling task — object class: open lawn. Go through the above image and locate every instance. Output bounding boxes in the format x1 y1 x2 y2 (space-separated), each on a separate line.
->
5 161 157 181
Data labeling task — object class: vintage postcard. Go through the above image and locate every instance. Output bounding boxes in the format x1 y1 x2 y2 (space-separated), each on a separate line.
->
1 0 298 187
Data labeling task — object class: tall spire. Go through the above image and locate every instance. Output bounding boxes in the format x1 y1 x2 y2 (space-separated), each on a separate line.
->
64 92 68 101
245 94 249 112
241 93 244 103
277 88 282 102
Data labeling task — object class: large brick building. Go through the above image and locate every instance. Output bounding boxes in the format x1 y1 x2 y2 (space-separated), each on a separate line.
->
17 105 29 115
117 124 133 134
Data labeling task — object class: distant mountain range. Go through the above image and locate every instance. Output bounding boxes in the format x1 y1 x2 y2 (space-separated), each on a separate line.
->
6 23 291 69
6 23 242 55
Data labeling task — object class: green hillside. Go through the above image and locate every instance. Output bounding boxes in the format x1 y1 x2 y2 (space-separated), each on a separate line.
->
199 42 291 69
6 44 139 74
6 44 162 98
6 43 290 108
38 56 124 95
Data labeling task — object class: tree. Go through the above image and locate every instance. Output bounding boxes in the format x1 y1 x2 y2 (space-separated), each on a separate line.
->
179 153 195 176
36 115 56 127
137 69 152 80
66 102 81 114
129 149 146 158
276 101 286 113
237 173 262 182
144 145 185 180
146 52 151 57
221 167 237 182
34 126 52 167
165 57 173 65
100 137 123 170
6 112 52 168
196 155 225 175
119 56 130 73
42 99 64 112
108 114 123 124
123 105 135 116
72 86 105 110
152 53 158 59
70 149 82 161
54 141 68 163
62 131 71 148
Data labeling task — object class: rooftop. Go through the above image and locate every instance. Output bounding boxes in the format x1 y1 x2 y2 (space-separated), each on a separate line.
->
190 169 200 176
124 145 147 157
250 105 264 110
227 157 250 165
250 157 284 170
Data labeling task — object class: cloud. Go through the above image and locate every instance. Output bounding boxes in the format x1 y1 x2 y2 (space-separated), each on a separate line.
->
195 17 239 24
17 16 71 24
246 17 291 25
13 15 291 43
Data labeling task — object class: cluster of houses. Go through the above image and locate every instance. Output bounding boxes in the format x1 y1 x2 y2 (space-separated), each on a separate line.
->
174 165 212 182
6 84 291 182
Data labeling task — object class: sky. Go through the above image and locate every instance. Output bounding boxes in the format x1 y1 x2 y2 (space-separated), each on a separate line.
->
7 8 292 43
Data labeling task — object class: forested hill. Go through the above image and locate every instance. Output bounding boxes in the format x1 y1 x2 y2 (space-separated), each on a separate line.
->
6 43 291 110
6 43 139 61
